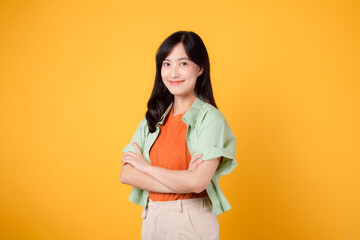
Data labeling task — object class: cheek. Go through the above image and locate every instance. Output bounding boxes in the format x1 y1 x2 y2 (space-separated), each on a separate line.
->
161 68 167 80
186 69 199 81
188 66 200 78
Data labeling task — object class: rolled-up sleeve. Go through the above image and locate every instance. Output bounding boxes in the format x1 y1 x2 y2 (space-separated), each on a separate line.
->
195 109 237 177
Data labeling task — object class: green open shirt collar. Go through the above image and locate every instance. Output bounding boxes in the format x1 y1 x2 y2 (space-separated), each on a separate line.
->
157 97 204 127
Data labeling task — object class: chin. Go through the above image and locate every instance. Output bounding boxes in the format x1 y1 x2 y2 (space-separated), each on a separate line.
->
166 88 182 96
165 86 195 98
168 90 183 96
170 92 195 100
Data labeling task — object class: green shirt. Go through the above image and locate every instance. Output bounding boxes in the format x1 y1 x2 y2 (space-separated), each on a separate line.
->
122 98 237 216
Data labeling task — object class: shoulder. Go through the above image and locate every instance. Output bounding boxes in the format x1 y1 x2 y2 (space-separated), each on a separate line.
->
192 101 232 135
197 101 226 124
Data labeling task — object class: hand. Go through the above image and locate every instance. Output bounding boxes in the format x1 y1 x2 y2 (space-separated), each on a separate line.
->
188 150 203 171
121 142 151 174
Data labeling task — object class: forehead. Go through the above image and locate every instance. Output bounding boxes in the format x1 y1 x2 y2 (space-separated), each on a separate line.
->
164 43 189 60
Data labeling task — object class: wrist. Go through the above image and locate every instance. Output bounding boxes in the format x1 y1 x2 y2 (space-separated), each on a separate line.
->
145 164 154 175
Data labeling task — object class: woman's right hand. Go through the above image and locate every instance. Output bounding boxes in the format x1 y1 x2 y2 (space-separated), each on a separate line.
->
188 150 203 171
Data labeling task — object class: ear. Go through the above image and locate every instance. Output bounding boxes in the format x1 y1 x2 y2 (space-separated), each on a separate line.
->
198 66 204 76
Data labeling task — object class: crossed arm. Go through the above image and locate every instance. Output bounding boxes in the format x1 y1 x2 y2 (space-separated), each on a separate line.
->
120 142 219 194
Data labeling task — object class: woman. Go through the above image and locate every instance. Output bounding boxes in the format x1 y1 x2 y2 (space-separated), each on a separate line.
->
120 31 237 240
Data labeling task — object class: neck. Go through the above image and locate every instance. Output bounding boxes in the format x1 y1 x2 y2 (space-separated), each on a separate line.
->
173 94 197 116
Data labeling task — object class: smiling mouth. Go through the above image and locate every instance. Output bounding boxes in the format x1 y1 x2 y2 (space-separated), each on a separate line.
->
169 80 185 85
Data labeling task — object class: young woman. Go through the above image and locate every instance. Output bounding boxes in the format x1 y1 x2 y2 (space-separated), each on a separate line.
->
120 31 237 240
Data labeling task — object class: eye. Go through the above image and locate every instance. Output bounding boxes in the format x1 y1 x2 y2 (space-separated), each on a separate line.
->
180 62 187 66
163 62 170 67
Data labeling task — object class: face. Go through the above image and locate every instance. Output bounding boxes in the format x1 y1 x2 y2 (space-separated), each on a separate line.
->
161 43 203 99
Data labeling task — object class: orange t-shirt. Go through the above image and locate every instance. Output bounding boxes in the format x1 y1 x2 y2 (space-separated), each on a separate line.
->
149 105 207 201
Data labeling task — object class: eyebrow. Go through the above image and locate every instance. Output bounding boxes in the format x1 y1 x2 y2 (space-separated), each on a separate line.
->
164 57 190 61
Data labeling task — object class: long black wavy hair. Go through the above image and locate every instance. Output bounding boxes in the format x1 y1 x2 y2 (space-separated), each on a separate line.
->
146 31 217 133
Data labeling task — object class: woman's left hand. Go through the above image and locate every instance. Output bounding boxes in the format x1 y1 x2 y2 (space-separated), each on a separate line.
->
121 142 151 174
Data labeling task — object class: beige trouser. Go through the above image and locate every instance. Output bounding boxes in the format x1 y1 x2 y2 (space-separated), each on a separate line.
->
141 196 219 240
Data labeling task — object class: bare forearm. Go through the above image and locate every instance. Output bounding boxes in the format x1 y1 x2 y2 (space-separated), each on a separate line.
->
120 164 175 193
145 159 219 194
147 166 200 193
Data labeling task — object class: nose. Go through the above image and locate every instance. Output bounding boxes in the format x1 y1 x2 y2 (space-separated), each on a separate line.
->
170 65 180 79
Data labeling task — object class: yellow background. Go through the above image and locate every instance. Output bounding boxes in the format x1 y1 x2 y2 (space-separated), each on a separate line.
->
1 0 359 239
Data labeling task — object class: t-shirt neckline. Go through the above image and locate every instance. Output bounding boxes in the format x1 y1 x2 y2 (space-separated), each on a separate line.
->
170 105 186 119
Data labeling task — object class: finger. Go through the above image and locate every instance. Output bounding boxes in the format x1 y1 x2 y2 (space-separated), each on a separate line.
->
192 160 203 169
191 152 202 159
192 153 203 160
122 152 133 159
124 151 137 158
189 160 201 171
189 156 201 166
189 155 197 163
122 155 136 161
194 159 203 167
122 159 134 165
189 156 202 166
193 158 203 164
132 142 142 155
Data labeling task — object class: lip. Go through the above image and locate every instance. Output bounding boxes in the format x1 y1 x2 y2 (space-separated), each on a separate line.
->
169 80 184 85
